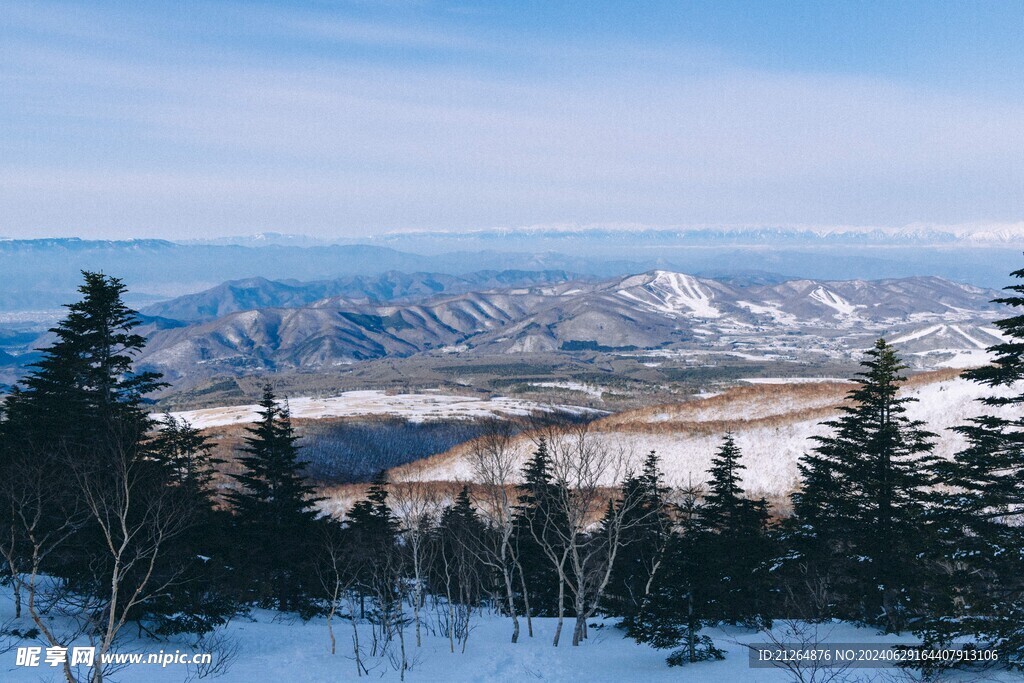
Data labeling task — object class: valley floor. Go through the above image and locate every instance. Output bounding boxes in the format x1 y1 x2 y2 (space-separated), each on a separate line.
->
0 590 1017 682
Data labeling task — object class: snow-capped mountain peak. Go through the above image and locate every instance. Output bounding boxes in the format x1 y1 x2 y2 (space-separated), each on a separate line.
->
809 286 860 317
615 271 721 319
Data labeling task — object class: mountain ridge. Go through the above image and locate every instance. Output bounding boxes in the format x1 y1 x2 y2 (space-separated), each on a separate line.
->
135 270 1007 380
1 237 1020 312
141 270 578 322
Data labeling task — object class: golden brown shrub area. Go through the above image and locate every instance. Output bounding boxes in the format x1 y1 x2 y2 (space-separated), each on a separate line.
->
388 369 965 482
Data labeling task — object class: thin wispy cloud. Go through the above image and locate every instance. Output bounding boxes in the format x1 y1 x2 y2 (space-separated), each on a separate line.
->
285 16 491 52
2 1 1023 238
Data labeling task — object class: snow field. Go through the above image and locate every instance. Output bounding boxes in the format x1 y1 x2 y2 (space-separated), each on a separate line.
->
398 375 1020 499
159 391 602 430
529 381 606 399
1 588 1015 683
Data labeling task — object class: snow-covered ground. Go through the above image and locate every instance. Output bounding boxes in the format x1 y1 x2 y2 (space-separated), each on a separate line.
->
529 381 606 399
740 377 854 384
915 349 995 369
735 300 800 326
396 374 1020 499
159 391 602 430
1 590 1014 682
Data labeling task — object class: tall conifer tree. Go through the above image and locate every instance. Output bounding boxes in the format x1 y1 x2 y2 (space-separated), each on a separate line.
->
629 480 723 666
604 451 673 625
793 339 936 631
0 273 227 654
344 473 400 620
700 434 773 626
0 273 167 583
147 415 236 634
432 486 487 608
1 272 164 469
921 266 1024 663
227 386 320 612
512 439 565 616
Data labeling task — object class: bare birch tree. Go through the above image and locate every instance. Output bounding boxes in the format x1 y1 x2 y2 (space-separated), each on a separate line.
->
465 420 530 642
0 445 89 683
315 519 367 676
389 475 440 648
527 423 643 647
70 439 194 683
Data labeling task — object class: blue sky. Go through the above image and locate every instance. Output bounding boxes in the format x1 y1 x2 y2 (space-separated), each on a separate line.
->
2 1 1024 239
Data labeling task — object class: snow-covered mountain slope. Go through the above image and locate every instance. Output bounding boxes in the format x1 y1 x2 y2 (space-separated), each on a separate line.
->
391 371 1019 500
808 285 859 317
141 270 576 322
890 323 1000 349
141 285 578 376
615 271 723 318
136 271 1007 378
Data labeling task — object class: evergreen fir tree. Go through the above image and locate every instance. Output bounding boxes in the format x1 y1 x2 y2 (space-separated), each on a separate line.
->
146 415 236 634
512 439 565 616
344 472 399 620
785 430 848 619
920 266 1024 665
345 473 399 559
792 339 936 631
432 486 487 606
630 481 724 666
0 272 227 639
152 413 223 496
0 273 167 581
1 272 164 475
700 434 773 626
227 386 321 612
604 451 673 625
703 433 750 529
634 434 818 665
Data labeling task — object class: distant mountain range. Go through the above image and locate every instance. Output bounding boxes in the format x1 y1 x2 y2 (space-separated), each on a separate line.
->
133 270 1006 380
141 270 578 322
181 225 1024 248
0 239 436 310
1 234 1021 312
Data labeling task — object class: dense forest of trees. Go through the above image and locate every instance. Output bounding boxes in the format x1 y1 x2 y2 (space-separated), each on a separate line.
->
1 270 1023 680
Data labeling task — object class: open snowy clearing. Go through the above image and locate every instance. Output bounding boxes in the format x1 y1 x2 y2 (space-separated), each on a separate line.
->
529 381 606 399
394 373 1020 499
915 349 996 369
159 391 603 430
1 587 1015 683
740 377 854 384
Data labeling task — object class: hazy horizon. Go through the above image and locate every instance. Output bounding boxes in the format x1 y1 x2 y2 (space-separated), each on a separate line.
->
8 221 1024 246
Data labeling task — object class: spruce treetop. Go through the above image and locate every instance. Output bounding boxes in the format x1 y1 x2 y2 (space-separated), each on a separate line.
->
965 265 1024 403
2 271 164 459
35 271 164 406
228 384 319 520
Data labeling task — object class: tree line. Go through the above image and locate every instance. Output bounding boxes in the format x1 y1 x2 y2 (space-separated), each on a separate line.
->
0 270 1022 680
